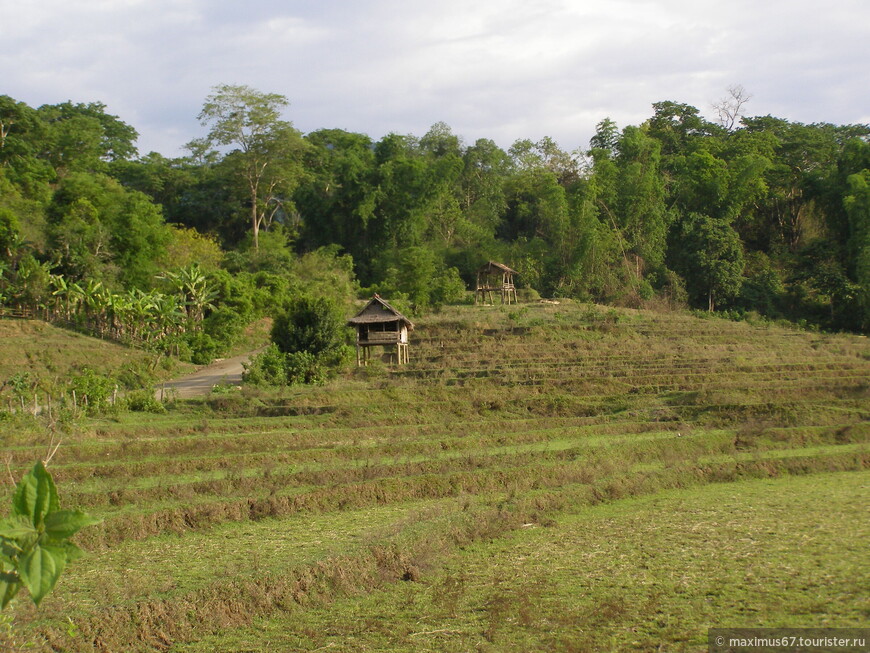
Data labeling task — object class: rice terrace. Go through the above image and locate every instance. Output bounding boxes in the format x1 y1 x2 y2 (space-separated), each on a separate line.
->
1 301 867 652
2 83 870 651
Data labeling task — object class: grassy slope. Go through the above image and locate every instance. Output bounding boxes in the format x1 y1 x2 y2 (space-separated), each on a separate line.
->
0 319 188 390
2 303 868 651
175 471 868 652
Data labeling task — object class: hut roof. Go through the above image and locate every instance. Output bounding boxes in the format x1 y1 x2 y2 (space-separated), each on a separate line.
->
348 295 414 329
478 261 517 275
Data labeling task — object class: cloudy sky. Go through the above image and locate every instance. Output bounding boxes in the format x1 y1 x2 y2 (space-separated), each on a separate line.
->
3 0 868 157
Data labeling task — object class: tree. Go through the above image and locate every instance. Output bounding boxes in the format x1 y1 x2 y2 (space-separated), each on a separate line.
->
676 213 744 311
740 117 843 250
159 225 223 272
0 96 55 199
37 101 138 175
843 169 870 328
589 117 620 155
47 172 170 288
647 101 720 157
295 129 378 258
158 264 216 330
376 246 466 312
459 138 510 235
614 126 671 271
713 85 752 131
194 84 308 250
271 295 348 357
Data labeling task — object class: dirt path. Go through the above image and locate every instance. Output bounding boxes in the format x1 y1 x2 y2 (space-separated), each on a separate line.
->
155 349 264 399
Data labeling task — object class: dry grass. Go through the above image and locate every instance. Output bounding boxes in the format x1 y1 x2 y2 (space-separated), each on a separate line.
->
1 302 868 650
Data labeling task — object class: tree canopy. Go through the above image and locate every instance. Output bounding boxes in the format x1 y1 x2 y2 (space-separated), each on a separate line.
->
1 87 869 338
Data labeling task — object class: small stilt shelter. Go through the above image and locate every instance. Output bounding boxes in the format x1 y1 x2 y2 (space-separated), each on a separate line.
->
475 261 518 305
348 295 414 365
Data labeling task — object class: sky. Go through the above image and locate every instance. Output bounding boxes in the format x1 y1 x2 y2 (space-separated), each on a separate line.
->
2 0 869 158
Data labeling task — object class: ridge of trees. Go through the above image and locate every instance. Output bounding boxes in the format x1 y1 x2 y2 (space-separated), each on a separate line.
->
1 87 868 344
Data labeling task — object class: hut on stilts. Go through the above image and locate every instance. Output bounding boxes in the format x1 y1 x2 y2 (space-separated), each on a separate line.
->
475 261 518 305
347 295 414 365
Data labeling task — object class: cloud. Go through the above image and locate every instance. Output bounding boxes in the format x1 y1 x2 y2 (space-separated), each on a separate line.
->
1 0 867 156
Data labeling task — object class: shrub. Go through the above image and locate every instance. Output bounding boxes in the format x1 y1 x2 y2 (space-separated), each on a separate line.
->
242 343 349 387
202 306 246 352
69 368 114 413
125 390 166 414
242 344 287 386
272 295 350 357
285 351 326 385
185 332 219 365
0 462 100 609
517 287 541 302
115 360 158 391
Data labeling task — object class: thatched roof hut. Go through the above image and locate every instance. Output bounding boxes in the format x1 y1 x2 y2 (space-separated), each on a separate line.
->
348 295 414 365
476 261 518 305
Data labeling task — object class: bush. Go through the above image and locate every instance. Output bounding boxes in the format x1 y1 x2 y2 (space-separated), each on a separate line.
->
185 332 219 365
285 351 326 385
69 368 114 413
116 360 158 391
125 390 166 413
432 265 468 309
517 287 541 302
242 344 287 386
202 306 246 351
271 296 350 357
242 343 351 387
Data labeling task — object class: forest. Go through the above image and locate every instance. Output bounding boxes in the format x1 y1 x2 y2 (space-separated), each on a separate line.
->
1 84 869 366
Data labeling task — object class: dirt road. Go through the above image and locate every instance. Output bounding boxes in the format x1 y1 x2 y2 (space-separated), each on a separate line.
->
155 349 263 399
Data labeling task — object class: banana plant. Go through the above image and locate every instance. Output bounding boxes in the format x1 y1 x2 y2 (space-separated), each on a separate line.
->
48 273 68 320
0 462 100 608
159 264 215 329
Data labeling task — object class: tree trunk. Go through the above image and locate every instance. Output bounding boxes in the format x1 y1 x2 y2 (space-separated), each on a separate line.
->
251 204 260 250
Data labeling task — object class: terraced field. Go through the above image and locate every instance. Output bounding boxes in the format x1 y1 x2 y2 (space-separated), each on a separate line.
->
2 302 868 651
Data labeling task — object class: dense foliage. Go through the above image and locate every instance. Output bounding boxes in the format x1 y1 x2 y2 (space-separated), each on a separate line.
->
1 88 868 335
243 296 352 386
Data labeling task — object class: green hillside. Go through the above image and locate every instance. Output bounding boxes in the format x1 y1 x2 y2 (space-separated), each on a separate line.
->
0 319 189 394
3 302 868 651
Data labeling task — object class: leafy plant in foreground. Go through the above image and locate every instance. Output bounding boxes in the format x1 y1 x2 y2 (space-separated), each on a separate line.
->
0 461 100 608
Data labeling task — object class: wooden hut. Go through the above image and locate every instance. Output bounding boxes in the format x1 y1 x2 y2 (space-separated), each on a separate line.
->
348 295 414 365
475 261 518 305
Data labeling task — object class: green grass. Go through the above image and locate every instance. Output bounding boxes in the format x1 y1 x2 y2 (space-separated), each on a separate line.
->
0 320 154 381
172 470 868 653
33 498 460 613
0 319 191 406
1 302 868 651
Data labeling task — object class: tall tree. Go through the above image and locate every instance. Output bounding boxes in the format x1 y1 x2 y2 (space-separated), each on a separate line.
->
843 169 870 328
37 101 138 175
614 126 671 271
712 85 752 131
194 84 308 249
295 129 378 256
675 213 744 311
